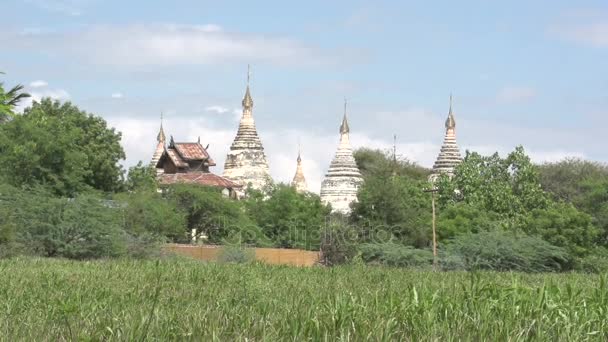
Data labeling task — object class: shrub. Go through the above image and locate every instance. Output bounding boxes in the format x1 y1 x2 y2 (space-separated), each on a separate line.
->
320 219 359 266
117 190 187 242
359 243 433 268
444 231 573 272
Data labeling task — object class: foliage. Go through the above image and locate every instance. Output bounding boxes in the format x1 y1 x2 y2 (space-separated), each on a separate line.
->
352 148 431 248
0 184 128 259
359 242 433 268
244 184 330 250
354 148 430 181
165 184 262 244
539 159 608 245
125 161 158 191
436 202 501 240
521 202 598 256
0 72 30 121
116 190 187 241
0 98 125 195
319 218 359 266
2 258 608 340
437 146 549 220
444 231 573 272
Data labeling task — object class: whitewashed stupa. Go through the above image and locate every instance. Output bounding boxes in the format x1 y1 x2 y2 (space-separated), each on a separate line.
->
430 95 462 180
320 101 363 214
223 66 272 193
291 149 308 193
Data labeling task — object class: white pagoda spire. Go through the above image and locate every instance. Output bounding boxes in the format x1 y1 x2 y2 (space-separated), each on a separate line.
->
291 145 308 193
430 94 462 180
223 65 272 192
320 99 363 214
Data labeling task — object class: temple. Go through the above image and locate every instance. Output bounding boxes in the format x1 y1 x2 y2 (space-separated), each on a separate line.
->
223 66 272 193
153 133 241 198
320 100 363 214
430 95 462 181
291 149 308 193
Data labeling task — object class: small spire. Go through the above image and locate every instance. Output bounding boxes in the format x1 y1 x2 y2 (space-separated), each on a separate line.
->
340 98 350 134
297 139 302 162
445 94 456 129
197 136 201 143
157 112 166 143
242 64 253 109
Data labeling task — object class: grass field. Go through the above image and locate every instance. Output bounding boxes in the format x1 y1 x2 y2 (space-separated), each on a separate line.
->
0 258 607 341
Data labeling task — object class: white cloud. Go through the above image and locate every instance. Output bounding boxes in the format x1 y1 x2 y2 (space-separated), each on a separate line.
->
29 80 48 88
111 92 123 99
204 105 229 114
497 86 537 103
4 24 360 67
550 11 608 47
16 82 70 112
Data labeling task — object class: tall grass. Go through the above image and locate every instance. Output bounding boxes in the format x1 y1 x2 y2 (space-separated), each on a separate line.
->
0 257 606 341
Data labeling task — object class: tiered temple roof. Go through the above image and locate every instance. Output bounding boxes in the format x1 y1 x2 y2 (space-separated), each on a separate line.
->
291 150 308 193
223 66 272 192
154 136 240 195
320 101 363 214
430 95 462 180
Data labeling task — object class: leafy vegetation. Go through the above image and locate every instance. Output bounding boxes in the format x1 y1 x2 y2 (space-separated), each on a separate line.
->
1 258 607 341
0 99 125 195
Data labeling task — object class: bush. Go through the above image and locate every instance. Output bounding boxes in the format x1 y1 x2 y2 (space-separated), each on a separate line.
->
576 248 608 273
0 184 160 259
359 243 433 268
320 219 359 266
117 190 187 242
444 231 573 272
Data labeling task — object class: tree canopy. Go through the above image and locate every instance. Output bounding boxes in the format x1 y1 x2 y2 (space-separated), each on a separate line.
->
0 98 125 195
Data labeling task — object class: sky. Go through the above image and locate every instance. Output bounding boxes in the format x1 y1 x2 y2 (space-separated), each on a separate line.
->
1 0 607 192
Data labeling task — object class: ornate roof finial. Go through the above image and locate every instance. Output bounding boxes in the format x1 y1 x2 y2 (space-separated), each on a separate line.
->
340 98 350 134
157 112 166 143
445 93 456 129
242 64 253 109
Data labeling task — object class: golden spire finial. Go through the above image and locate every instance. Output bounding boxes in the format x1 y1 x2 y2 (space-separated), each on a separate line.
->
340 98 350 134
157 112 166 143
242 64 254 109
445 94 456 129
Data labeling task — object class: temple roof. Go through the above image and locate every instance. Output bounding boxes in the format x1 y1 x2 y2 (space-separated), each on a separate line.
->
157 139 216 169
158 172 241 189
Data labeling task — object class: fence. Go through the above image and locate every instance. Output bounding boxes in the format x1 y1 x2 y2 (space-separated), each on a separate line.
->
162 244 320 267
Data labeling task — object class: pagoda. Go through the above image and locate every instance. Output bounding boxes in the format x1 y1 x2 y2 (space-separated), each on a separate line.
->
291 149 308 193
223 66 272 192
320 100 363 214
430 95 462 181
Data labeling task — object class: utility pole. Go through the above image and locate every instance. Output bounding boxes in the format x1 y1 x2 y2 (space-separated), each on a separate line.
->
424 187 439 270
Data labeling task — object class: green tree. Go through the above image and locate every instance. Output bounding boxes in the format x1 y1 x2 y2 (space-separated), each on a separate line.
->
352 149 431 248
166 184 264 244
0 72 30 121
126 161 158 192
354 148 430 181
245 184 331 250
0 98 125 195
437 146 549 222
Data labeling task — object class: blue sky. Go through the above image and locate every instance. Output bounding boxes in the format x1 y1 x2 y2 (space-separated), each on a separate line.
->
1 0 607 191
